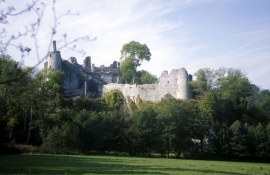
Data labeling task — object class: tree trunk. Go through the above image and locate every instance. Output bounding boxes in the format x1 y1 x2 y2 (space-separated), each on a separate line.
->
167 138 170 158
26 107 33 144
176 151 181 158
23 109 26 134
9 128 13 138
200 138 204 153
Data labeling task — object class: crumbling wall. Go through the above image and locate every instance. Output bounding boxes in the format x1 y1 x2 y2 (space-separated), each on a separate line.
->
100 68 192 102
137 84 159 102
62 60 84 90
83 56 91 73
45 41 191 100
92 62 120 84
99 73 119 84
100 84 140 101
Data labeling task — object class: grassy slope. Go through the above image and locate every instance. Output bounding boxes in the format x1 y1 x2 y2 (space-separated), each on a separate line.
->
0 154 269 175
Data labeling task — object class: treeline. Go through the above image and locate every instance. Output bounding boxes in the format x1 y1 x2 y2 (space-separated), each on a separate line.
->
1 54 270 161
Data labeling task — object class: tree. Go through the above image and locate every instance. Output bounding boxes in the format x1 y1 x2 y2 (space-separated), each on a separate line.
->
0 54 25 84
125 106 158 156
266 124 270 156
22 69 65 144
74 110 104 152
136 95 153 110
186 100 212 154
217 124 231 155
119 58 134 84
101 111 126 154
249 123 269 157
218 69 251 102
229 121 249 156
189 68 216 96
0 55 35 146
44 122 81 154
155 96 197 158
261 89 270 96
102 90 125 111
155 95 177 157
193 68 253 125
120 41 151 84
136 70 157 84
257 91 270 121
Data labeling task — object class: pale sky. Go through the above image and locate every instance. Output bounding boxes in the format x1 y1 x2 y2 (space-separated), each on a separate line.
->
2 0 270 89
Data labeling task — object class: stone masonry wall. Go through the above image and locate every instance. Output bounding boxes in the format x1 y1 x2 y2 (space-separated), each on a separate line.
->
45 41 192 100
100 68 192 102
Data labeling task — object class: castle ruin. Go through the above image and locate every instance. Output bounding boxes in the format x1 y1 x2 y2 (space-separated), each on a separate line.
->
44 41 192 102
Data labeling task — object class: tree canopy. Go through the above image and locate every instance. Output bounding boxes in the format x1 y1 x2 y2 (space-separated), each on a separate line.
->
120 41 151 84
1 56 270 161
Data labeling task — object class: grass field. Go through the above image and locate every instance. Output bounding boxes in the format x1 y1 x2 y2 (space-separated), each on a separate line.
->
0 154 269 175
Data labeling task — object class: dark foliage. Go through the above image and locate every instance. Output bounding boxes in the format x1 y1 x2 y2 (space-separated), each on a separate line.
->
1 56 270 162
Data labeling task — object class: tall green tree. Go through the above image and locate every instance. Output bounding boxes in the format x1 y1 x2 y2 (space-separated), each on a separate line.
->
155 96 198 158
155 95 177 157
19 69 65 145
101 111 126 154
257 90 270 121
0 55 35 146
125 106 158 156
229 121 250 156
0 54 26 85
217 124 231 155
249 123 269 157
136 70 157 84
102 90 125 111
218 69 251 105
120 58 134 84
73 110 104 152
186 100 212 154
189 68 216 95
44 122 81 154
120 41 151 84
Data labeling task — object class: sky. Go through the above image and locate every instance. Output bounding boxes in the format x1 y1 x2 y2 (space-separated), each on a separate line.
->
1 0 270 89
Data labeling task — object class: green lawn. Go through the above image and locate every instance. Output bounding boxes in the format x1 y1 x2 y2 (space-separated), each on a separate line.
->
0 154 269 175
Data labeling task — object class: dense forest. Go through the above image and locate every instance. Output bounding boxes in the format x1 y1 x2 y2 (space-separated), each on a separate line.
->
1 54 270 161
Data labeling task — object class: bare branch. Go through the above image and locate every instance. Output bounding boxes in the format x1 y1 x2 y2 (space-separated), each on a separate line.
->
0 0 96 85
0 1 38 24
58 36 97 56
32 3 46 62
0 28 6 38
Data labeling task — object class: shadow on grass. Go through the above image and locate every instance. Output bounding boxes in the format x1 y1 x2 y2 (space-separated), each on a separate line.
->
0 154 251 175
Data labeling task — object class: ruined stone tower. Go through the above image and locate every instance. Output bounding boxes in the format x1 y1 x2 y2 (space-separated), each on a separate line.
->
43 41 192 101
83 56 91 73
176 68 192 100
44 41 62 70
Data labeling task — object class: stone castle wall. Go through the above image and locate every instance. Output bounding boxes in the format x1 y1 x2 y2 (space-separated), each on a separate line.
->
100 68 192 102
92 61 120 84
44 41 192 101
